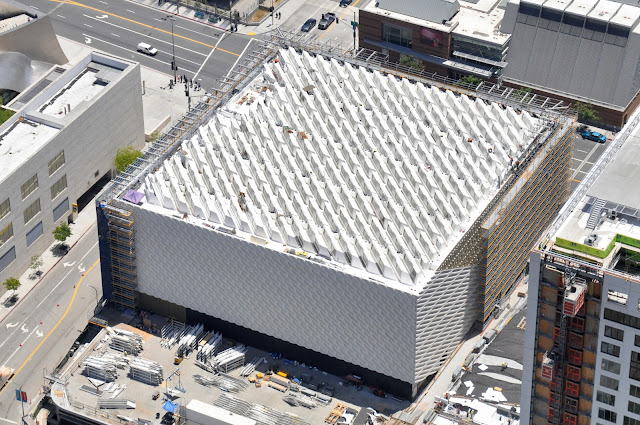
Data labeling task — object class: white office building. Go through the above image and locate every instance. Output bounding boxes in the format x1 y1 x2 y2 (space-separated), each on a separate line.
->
0 51 144 282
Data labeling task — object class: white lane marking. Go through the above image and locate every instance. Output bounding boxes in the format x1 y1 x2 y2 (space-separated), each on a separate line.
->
4 325 40 366
126 9 135 13
99 0 108 3
20 324 28 334
0 417 17 424
78 263 86 272
223 38 254 81
0 240 99 352
175 24 225 39
63 261 76 268
193 34 227 80
80 33 198 74
5 322 17 329
571 141 601 180
82 14 208 58
84 23 93 27
575 149 590 153
111 32 120 37
56 14 66 18
154 18 163 22
30 5 38 9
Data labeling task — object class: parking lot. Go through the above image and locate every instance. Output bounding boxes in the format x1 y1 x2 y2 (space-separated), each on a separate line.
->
570 127 612 192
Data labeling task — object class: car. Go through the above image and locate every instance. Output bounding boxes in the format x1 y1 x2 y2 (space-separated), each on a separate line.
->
318 13 335 30
301 18 317 32
339 0 352 6
137 42 158 56
581 130 607 143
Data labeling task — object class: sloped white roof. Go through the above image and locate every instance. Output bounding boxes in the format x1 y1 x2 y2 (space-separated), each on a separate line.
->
140 48 540 289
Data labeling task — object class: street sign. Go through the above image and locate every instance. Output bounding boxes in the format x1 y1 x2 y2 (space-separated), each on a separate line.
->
20 391 27 402
350 20 358 30
15 390 20 401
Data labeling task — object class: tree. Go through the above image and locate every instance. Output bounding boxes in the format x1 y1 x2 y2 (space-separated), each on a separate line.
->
114 146 142 173
513 87 532 101
29 255 43 277
575 102 599 123
53 222 72 244
457 75 483 90
399 54 424 73
148 130 161 142
3 277 20 292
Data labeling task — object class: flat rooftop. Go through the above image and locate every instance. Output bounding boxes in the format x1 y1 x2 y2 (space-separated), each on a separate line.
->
135 47 541 291
38 64 116 117
0 119 59 181
588 126 640 210
0 57 124 184
551 124 640 265
362 0 511 45
51 316 408 425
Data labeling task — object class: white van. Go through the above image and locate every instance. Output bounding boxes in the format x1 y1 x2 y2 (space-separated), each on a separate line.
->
137 42 158 56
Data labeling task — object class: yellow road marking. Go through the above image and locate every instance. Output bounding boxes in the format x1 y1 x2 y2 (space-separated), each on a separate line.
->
317 0 362 41
51 0 240 56
0 260 100 396
571 178 581 183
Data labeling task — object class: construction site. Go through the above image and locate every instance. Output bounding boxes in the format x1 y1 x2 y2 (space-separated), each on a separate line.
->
96 33 576 399
520 105 640 425
50 315 408 425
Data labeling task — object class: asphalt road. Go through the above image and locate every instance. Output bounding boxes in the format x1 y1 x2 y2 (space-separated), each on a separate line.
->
24 0 253 91
0 230 101 425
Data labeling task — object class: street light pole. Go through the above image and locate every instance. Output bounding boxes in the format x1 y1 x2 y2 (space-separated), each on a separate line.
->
271 0 274 26
165 16 177 83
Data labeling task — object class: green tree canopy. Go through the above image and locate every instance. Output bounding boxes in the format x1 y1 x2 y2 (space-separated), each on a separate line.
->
53 222 72 243
575 102 599 122
3 277 20 292
114 146 142 173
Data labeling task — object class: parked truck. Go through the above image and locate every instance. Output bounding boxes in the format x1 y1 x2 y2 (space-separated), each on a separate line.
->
0 366 15 391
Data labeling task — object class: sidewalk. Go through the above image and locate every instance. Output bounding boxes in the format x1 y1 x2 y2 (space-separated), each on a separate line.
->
405 277 529 424
128 0 308 36
0 206 98 324
57 37 189 138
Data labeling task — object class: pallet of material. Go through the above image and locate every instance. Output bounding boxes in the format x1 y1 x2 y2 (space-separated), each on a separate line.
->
268 382 287 392
270 375 290 389
325 403 347 424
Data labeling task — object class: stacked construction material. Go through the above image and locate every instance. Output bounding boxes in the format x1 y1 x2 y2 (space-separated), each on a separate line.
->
240 357 264 377
175 323 204 357
129 358 163 385
193 373 249 393
109 328 143 354
97 399 136 409
214 345 247 373
213 393 311 425
196 332 222 363
161 319 185 349
283 393 317 409
82 356 117 382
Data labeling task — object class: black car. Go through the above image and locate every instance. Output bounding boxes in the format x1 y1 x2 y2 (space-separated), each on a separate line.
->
339 0 352 6
318 13 336 29
301 18 317 32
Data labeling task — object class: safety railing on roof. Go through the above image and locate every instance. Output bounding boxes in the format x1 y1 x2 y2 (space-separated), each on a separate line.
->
541 105 640 248
98 35 281 206
269 29 573 121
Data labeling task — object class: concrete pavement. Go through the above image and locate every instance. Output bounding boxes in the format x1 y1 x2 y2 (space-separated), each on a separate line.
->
57 36 190 137
406 278 529 424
